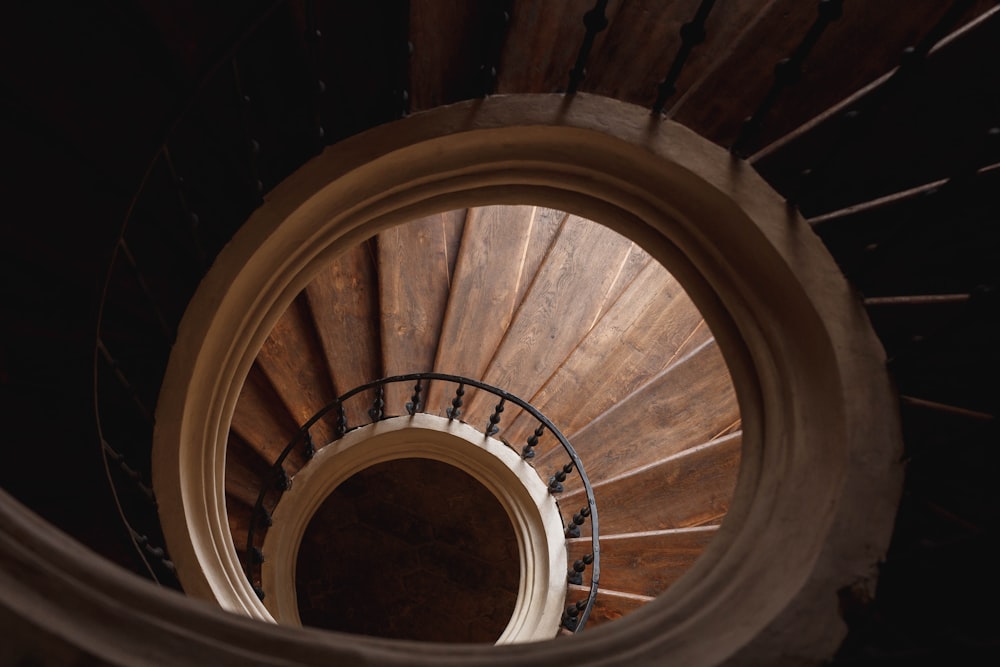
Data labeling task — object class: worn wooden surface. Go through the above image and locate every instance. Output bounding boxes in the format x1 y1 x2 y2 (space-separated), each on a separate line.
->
566 584 653 629
533 337 738 487
230 364 308 472
502 260 708 448
567 526 718 598
672 1 997 152
751 6 1000 217
426 205 535 413
461 215 635 426
253 294 337 447
513 207 565 307
563 432 742 537
305 240 382 428
378 212 455 412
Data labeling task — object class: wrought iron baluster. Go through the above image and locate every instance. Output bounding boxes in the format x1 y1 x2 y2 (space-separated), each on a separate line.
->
446 382 465 420
486 397 506 436
522 424 544 459
255 506 273 528
776 0 982 205
249 545 265 565
731 0 844 157
406 378 423 416
102 439 155 505
275 465 291 491
652 0 717 114
565 505 592 538
97 338 153 425
567 0 611 94
548 462 575 494
304 0 327 145
561 599 588 632
335 401 348 437
568 553 595 585
162 144 207 269
302 430 316 460
479 1 512 97
231 57 265 203
131 530 177 574
117 239 174 343
368 383 385 422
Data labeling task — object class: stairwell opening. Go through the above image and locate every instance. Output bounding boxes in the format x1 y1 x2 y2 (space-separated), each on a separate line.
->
295 457 520 643
226 202 741 635
152 94 902 665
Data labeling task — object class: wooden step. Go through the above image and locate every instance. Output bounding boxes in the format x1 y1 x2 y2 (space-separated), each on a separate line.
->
377 210 465 412
560 431 742 537
253 293 338 447
225 432 282 556
304 239 382 429
460 214 637 427
230 364 308 472
425 205 543 413
500 259 709 449
533 337 738 489
565 584 652 629
567 526 718 598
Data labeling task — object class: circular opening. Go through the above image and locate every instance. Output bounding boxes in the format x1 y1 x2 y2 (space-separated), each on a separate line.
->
154 94 901 665
295 458 520 642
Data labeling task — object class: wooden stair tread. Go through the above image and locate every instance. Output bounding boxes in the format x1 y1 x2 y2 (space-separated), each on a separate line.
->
427 205 536 412
253 293 338 447
502 259 709 447
561 431 742 537
461 214 635 426
513 207 566 307
567 526 718 598
534 337 738 483
378 212 460 412
566 584 652 629
305 240 382 428
230 364 308 472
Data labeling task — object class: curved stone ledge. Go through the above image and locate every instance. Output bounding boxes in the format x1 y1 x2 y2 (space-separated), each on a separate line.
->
262 414 567 643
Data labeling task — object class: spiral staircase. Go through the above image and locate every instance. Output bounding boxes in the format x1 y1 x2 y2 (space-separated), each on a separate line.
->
223 205 739 635
2 1 999 665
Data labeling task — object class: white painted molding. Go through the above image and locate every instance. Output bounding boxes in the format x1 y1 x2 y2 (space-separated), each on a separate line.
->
260 414 566 643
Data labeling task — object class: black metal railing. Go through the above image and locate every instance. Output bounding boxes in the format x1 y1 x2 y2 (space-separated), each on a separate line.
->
240 372 600 634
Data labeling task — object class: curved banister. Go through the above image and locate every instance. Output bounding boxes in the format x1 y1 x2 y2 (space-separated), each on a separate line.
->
241 371 600 634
